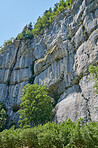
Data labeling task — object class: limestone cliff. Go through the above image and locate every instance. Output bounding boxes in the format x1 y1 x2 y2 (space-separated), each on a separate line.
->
0 0 98 127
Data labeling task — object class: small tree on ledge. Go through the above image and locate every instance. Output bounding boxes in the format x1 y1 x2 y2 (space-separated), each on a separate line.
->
89 65 98 94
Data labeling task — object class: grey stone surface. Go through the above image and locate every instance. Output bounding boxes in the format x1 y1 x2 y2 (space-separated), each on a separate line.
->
54 75 98 123
0 40 34 127
0 0 98 127
0 84 7 102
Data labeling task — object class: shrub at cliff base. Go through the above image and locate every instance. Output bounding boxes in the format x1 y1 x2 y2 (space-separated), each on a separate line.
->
0 119 98 148
0 101 7 132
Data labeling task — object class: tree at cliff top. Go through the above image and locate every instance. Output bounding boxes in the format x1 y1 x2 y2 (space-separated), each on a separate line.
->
28 22 33 31
16 0 72 39
1 0 72 47
18 84 54 127
89 65 98 94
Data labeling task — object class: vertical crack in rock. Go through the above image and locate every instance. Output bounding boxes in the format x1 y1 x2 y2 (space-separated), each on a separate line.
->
28 60 35 84
75 85 81 120
5 41 21 106
81 93 91 122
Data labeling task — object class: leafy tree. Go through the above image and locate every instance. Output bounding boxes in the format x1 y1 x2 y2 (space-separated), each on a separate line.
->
54 3 59 12
18 84 54 127
22 25 28 34
16 33 23 40
0 101 7 132
16 24 33 40
24 30 33 39
59 0 66 8
48 7 52 13
89 65 98 94
15 0 72 40
28 22 33 31
32 16 43 36
66 0 72 7
3 39 13 47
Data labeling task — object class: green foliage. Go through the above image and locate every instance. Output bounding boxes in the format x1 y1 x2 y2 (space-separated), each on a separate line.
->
89 65 98 94
1 0 72 47
0 101 7 132
18 84 54 127
16 0 72 40
15 33 23 40
16 24 33 40
66 0 72 7
0 46 3 50
0 126 21 148
0 119 98 148
16 23 33 40
0 38 14 52
69 119 98 148
57 0 67 12
28 22 33 31
19 127 38 148
3 39 13 47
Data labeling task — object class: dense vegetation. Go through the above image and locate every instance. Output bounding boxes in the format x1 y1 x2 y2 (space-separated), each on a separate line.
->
89 65 98 94
19 84 54 127
0 38 14 51
0 101 7 132
0 118 98 148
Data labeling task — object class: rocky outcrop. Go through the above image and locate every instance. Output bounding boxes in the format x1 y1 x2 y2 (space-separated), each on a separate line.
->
0 40 35 127
0 0 98 127
34 0 98 122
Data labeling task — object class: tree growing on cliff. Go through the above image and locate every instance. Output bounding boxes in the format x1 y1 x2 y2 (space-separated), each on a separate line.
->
18 84 54 127
89 65 98 94
0 101 7 132
28 22 33 31
3 39 13 47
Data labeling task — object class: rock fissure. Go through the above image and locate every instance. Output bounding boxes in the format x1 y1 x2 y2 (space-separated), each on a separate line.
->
7 41 21 86
81 93 91 121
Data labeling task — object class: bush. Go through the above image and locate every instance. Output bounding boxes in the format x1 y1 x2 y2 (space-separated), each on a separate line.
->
37 122 62 148
89 65 98 94
3 39 13 47
0 126 21 148
0 119 98 148
0 101 7 132
20 127 38 148
69 119 98 148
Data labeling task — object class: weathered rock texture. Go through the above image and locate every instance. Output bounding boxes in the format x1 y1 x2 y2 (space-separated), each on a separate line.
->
0 0 98 127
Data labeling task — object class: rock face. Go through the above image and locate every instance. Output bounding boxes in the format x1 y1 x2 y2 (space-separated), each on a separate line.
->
0 40 35 127
0 0 98 127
